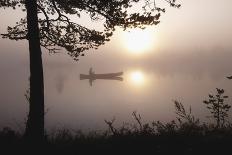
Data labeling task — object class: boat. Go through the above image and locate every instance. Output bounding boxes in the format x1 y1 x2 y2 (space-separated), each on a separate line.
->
80 68 123 86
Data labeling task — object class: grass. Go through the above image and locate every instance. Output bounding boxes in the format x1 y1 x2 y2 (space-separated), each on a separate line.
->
1 112 232 154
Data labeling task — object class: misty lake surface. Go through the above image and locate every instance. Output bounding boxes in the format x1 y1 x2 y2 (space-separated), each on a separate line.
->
1 0 232 131
1 39 232 131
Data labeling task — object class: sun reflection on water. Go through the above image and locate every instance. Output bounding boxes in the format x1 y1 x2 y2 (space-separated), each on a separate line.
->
130 71 145 86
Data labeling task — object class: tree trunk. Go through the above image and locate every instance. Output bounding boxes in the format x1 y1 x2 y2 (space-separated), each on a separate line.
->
217 101 220 128
24 0 44 142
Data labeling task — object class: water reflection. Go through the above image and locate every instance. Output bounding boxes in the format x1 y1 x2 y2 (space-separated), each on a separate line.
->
79 68 149 88
130 71 145 86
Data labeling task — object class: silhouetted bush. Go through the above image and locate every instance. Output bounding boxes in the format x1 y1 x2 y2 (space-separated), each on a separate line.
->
203 88 231 128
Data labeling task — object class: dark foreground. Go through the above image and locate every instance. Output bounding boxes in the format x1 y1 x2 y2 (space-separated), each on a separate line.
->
1 123 232 155
2 96 232 155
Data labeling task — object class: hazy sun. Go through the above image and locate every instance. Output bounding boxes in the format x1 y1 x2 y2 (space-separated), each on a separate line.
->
130 71 145 85
123 28 154 53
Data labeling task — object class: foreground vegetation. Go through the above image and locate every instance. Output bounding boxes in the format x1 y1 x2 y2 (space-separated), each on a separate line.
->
1 88 232 155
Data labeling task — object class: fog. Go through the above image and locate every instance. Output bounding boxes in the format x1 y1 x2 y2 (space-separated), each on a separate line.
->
0 0 232 131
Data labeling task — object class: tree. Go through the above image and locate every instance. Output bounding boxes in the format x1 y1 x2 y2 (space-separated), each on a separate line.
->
0 0 180 141
203 88 231 128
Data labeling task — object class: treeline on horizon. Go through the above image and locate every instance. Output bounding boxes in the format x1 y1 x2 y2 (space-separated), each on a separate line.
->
1 88 232 154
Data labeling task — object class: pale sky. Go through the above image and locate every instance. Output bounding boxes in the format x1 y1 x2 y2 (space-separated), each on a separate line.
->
0 0 232 131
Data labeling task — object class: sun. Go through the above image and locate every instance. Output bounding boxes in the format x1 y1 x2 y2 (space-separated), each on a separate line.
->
122 28 155 54
130 71 145 85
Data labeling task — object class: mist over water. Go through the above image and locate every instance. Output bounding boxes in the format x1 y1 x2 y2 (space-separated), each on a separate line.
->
0 0 232 131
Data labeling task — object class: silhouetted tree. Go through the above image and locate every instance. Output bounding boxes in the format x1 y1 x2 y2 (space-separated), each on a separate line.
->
203 88 231 128
0 0 180 141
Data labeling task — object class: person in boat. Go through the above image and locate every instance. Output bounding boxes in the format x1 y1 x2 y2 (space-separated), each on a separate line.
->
80 68 123 86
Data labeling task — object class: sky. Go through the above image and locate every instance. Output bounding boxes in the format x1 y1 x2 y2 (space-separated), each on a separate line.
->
0 0 232 131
